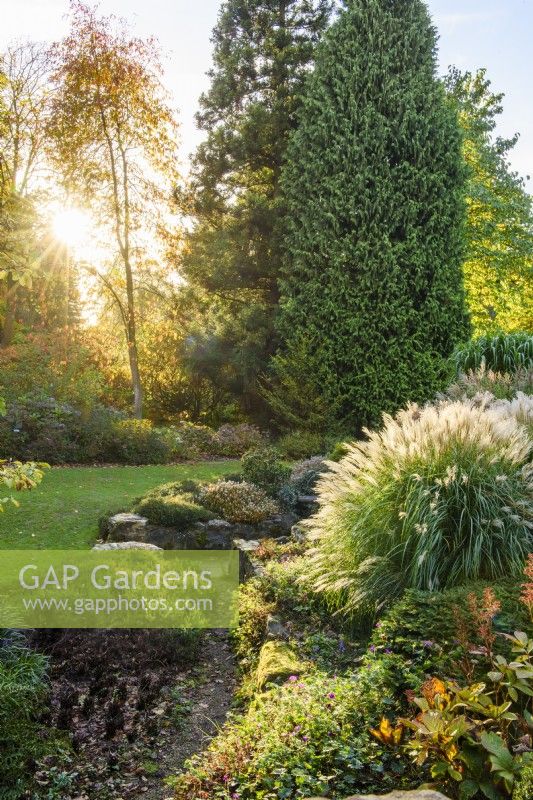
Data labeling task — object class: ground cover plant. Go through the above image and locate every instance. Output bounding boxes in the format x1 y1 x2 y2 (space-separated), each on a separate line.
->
372 567 533 800
0 461 239 549
174 533 533 800
0 630 51 800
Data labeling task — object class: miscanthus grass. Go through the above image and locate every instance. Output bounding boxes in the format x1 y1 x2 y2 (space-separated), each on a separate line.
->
306 398 533 617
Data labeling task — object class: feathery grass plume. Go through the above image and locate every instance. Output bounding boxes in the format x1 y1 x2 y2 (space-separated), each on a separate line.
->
493 392 533 443
442 365 533 402
306 398 533 618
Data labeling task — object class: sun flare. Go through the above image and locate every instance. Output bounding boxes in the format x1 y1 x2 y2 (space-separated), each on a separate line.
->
52 208 92 251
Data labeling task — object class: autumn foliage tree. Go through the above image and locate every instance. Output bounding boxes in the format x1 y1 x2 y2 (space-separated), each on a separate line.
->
446 68 533 334
48 2 181 418
0 42 52 345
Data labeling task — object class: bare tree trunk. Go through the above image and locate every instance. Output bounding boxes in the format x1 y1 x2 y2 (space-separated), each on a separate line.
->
125 264 143 419
1 273 17 346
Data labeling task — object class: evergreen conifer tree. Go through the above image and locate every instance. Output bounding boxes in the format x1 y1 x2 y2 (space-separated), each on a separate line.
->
182 0 333 420
275 0 470 431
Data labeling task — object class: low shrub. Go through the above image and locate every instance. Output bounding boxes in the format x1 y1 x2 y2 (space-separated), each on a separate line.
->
0 631 50 798
241 447 290 497
134 493 213 528
290 456 328 495
443 366 533 402
200 480 278 524
173 422 218 459
327 440 350 462
452 333 533 375
0 395 176 465
369 581 532 678
307 397 533 617
108 419 174 465
215 424 264 457
232 581 276 670
277 430 325 460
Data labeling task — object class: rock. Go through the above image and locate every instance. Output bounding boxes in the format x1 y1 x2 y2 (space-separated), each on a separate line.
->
304 792 451 800
260 511 299 538
194 521 234 549
104 513 233 550
102 510 299 551
255 641 306 690
291 524 307 543
296 494 319 517
92 541 162 551
266 614 289 640
233 538 263 581
105 512 149 542
206 518 232 531
233 538 261 552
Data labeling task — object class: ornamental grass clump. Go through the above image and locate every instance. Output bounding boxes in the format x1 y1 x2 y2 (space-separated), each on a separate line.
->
307 398 533 616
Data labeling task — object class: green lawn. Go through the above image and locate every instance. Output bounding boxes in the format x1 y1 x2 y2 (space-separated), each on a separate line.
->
0 461 240 550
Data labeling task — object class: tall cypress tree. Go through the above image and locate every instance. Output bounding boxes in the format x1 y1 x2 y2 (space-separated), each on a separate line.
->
182 0 333 420
274 0 470 431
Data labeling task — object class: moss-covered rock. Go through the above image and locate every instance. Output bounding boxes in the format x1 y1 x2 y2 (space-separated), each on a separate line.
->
255 640 306 690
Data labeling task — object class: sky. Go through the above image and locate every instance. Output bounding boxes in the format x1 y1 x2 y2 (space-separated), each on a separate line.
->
1 0 532 184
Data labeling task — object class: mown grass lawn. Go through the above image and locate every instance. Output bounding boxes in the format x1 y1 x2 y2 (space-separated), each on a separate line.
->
0 461 240 550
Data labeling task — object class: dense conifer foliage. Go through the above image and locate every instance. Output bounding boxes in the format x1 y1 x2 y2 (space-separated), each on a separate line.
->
275 0 470 430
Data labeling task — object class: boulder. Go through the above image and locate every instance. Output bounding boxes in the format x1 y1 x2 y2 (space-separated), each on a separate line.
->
259 511 299 538
296 494 319 517
266 614 289 640
104 512 149 542
291 524 307 543
102 510 299 551
233 538 264 581
92 541 162 551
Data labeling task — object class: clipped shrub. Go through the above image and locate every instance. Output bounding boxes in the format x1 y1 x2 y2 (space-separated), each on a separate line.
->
0 632 50 798
241 447 290 497
215 424 264 457
134 493 213 528
201 480 278 524
307 398 533 617
453 333 533 375
277 430 325 460
442 365 533 402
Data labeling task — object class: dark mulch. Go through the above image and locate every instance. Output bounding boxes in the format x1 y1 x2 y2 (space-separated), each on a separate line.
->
27 628 235 800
